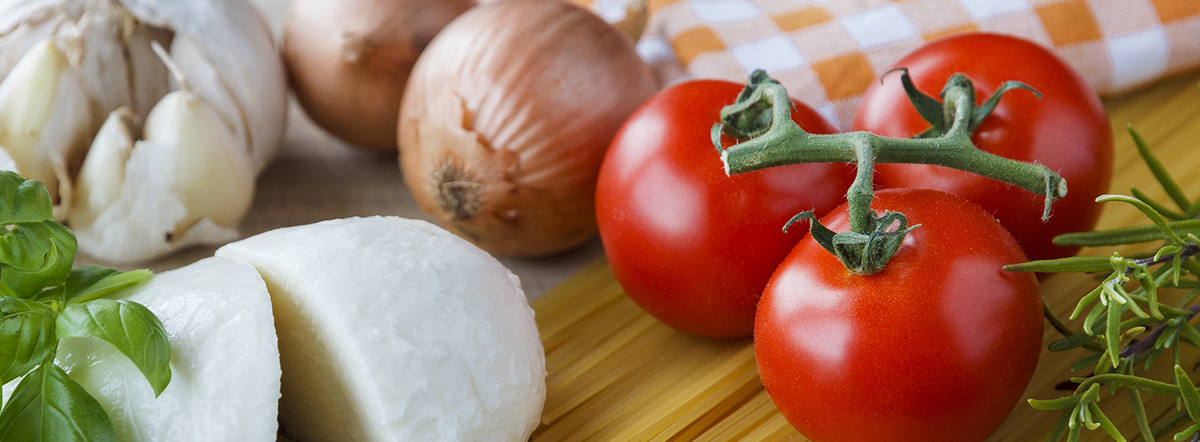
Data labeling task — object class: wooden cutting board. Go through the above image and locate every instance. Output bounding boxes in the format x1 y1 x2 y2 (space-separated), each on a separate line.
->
529 70 1200 441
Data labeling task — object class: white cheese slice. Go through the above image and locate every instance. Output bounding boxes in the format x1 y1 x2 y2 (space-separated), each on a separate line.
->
216 216 546 442
4 256 282 441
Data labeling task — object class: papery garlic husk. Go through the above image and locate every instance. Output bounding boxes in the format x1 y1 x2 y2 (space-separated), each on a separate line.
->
0 0 286 262
70 88 256 263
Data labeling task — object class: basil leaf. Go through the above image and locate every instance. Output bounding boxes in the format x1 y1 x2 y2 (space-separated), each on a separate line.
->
0 173 76 298
58 266 152 305
56 299 171 396
0 172 55 223
0 220 76 299
0 298 55 385
0 360 115 442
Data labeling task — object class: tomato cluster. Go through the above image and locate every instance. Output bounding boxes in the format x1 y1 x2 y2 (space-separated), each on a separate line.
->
597 33 1113 441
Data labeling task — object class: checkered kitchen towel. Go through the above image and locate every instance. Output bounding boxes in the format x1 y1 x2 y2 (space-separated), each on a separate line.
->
585 0 1200 129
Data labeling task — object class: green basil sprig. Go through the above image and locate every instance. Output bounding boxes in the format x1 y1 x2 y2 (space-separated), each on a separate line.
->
0 172 169 442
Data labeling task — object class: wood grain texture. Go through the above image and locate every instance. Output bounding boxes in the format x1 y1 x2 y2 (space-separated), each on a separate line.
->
531 70 1200 441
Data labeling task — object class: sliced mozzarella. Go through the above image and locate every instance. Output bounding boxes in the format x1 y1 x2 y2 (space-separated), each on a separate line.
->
216 216 545 442
51 257 281 441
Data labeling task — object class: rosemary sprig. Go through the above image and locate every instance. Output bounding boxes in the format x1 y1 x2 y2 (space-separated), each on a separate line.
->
1007 127 1200 442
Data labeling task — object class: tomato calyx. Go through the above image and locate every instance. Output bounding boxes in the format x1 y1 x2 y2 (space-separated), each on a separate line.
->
715 70 1069 275
783 209 917 274
884 67 1043 139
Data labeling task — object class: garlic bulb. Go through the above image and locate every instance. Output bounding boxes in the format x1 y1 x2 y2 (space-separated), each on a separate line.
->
0 0 286 263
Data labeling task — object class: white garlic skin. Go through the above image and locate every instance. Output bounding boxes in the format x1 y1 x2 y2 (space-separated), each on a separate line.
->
0 0 287 263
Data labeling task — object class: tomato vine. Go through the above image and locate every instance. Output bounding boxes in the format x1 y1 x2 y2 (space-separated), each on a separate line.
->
716 69 1065 274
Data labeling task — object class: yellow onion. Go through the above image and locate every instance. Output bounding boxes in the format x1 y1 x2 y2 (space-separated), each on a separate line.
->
399 0 657 257
283 0 475 151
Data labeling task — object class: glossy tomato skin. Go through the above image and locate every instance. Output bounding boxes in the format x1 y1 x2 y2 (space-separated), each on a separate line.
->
854 33 1112 261
755 188 1042 442
596 80 853 338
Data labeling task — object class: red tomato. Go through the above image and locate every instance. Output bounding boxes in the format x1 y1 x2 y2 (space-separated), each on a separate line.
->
853 33 1112 261
755 188 1042 442
595 80 853 338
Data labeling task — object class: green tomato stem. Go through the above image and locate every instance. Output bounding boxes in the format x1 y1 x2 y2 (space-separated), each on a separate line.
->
715 70 1067 274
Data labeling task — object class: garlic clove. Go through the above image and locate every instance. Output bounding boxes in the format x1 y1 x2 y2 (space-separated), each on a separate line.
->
164 30 284 170
70 108 138 229
69 89 255 263
125 0 288 170
70 135 191 263
142 89 256 229
0 38 93 207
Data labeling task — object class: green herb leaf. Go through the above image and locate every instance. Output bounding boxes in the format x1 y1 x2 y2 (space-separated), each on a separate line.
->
1084 304 1106 337
1098 195 1186 245
0 360 115 442
1130 389 1155 442
1140 270 1165 320
56 299 171 396
1088 402 1126 442
1030 395 1080 411
1176 365 1200 422
55 266 152 305
0 173 76 298
1004 256 1113 273
0 298 55 385
1070 354 1105 372
1131 186 1185 220
1071 286 1105 321
0 220 76 299
1155 411 1195 440
1050 331 1101 352
1046 409 1071 442
0 172 55 223
1068 407 1083 442
1129 126 1192 213
1174 424 1200 441
1078 374 1182 396
1054 220 1200 247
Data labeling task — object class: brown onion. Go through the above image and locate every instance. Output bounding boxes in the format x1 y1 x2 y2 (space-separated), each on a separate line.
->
399 0 657 257
283 0 474 151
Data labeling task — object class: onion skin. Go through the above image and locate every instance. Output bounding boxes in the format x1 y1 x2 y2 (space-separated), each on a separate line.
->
284 0 473 151
399 0 657 257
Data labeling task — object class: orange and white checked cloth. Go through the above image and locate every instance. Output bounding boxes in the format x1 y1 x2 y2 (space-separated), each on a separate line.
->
586 0 1200 129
